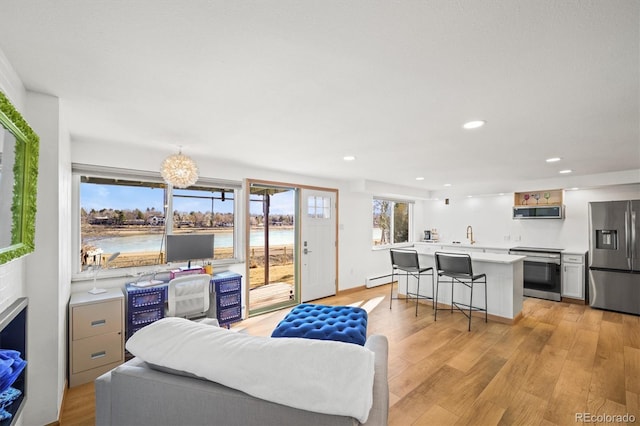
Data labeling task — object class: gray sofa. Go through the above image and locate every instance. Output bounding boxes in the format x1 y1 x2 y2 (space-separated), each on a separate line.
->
95 334 389 426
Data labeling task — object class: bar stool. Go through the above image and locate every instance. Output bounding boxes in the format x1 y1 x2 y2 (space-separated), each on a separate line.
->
389 249 434 316
434 252 487 331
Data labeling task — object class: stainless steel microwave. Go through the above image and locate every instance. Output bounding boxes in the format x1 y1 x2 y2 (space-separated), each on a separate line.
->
513 205 564 219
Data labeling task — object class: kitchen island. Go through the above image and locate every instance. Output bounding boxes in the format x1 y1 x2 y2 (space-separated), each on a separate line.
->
410 242 525 322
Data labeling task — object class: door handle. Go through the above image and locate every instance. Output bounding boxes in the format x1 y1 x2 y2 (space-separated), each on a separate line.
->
626 210 631 268
303 248 312 255
631 209 637 270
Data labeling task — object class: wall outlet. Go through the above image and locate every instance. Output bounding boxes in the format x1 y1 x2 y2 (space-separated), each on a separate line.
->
504 235 511 241
515 235 522 242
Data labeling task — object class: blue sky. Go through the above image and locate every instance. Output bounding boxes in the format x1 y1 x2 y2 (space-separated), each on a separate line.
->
81 184 164 212
81 183 295 215
249 190 295 215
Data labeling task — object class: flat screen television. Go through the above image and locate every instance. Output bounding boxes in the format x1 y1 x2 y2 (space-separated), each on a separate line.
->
165 234 214 264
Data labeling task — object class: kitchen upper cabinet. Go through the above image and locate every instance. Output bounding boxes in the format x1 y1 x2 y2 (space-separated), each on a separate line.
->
513 189 565 219
514 189 563 206
562 252 587 300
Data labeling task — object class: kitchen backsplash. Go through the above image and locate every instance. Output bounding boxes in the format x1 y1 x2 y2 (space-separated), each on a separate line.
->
421 184 640 251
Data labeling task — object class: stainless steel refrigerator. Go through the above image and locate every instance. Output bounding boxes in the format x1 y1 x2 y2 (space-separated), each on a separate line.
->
588 200 640 315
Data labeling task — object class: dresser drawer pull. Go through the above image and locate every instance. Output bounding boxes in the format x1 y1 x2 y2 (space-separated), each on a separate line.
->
91 351 106 360
91 319 106 327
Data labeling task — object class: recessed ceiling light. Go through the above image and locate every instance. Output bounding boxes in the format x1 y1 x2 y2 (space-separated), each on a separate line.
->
498 193 505 196
415 177 425 181
467 195 473 198
343 155 356 161
559 169 573 174
463 120 486 129
546 157 562 163
569 187 579 191
444 183 452 187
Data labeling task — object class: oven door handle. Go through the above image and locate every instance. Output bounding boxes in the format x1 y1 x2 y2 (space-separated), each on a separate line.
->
521 256 561 264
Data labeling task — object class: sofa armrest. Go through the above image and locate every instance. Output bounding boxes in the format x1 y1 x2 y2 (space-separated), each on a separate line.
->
363 334 389 426
95 335 388 426
95 370 112 426
105 359 358 426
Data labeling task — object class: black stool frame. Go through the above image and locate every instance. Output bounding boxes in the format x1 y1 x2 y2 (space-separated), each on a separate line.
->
434 251 487 331
389 249 434 316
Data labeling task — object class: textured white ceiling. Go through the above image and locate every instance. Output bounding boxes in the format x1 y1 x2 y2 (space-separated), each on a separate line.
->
0 1 638 197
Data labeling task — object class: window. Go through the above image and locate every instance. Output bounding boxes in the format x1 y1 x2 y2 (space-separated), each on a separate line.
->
307 196 331 219
80 177 165 270
74 165 241 273
172 186 236 261
372 198 412 246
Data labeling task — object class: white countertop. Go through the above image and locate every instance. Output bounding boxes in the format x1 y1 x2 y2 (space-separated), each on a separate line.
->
415 241 588 256
417 250 525 264
415 241 514 250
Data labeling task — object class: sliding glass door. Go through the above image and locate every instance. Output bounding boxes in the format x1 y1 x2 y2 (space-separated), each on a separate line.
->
247 183 298 314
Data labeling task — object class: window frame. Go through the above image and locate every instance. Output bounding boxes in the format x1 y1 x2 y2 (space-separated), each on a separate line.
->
372 197 414 249
72 164 243 280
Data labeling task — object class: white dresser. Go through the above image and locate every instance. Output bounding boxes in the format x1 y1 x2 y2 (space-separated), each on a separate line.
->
68 288 124 387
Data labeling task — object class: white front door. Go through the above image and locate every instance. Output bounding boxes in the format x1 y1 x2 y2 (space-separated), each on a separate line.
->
300 189 337 302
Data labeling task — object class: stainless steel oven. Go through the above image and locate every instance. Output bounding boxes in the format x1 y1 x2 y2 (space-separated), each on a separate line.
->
509 247 562 301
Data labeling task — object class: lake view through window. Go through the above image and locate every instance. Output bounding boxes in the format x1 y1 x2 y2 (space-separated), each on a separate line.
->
79 176 248 271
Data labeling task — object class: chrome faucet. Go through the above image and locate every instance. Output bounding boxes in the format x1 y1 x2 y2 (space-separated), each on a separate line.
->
466 225 475 244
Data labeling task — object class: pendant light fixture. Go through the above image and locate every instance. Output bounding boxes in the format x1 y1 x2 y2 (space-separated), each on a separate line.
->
160 147 199 188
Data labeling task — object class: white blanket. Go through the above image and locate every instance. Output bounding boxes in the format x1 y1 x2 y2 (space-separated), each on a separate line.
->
125 317 375 423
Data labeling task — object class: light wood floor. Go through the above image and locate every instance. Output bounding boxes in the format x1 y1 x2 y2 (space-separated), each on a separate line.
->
249 282 294 311
59 285 640 425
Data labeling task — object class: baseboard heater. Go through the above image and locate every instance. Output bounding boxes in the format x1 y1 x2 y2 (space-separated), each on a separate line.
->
365 274 393 288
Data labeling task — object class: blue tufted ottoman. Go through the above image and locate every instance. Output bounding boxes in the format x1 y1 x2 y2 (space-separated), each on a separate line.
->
271 304 368 346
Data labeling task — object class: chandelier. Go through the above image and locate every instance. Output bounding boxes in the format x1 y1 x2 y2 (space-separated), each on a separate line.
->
160 148 199 188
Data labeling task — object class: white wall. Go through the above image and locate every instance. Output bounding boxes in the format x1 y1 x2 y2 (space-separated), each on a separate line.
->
57 100 73 419
1 46 81 425
0 49 27 311
336 182 430 287
423 184 640 252
24 91 70 425
1 47 71 424
0 47 30 426
69 141 434 295
338 190 385 289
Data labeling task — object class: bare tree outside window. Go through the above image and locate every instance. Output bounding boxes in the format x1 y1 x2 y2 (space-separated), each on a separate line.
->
394 202 409 243
372 198 411 246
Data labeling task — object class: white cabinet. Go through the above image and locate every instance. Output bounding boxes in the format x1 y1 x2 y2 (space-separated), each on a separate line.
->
562 252 587 300
69 288 125 387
